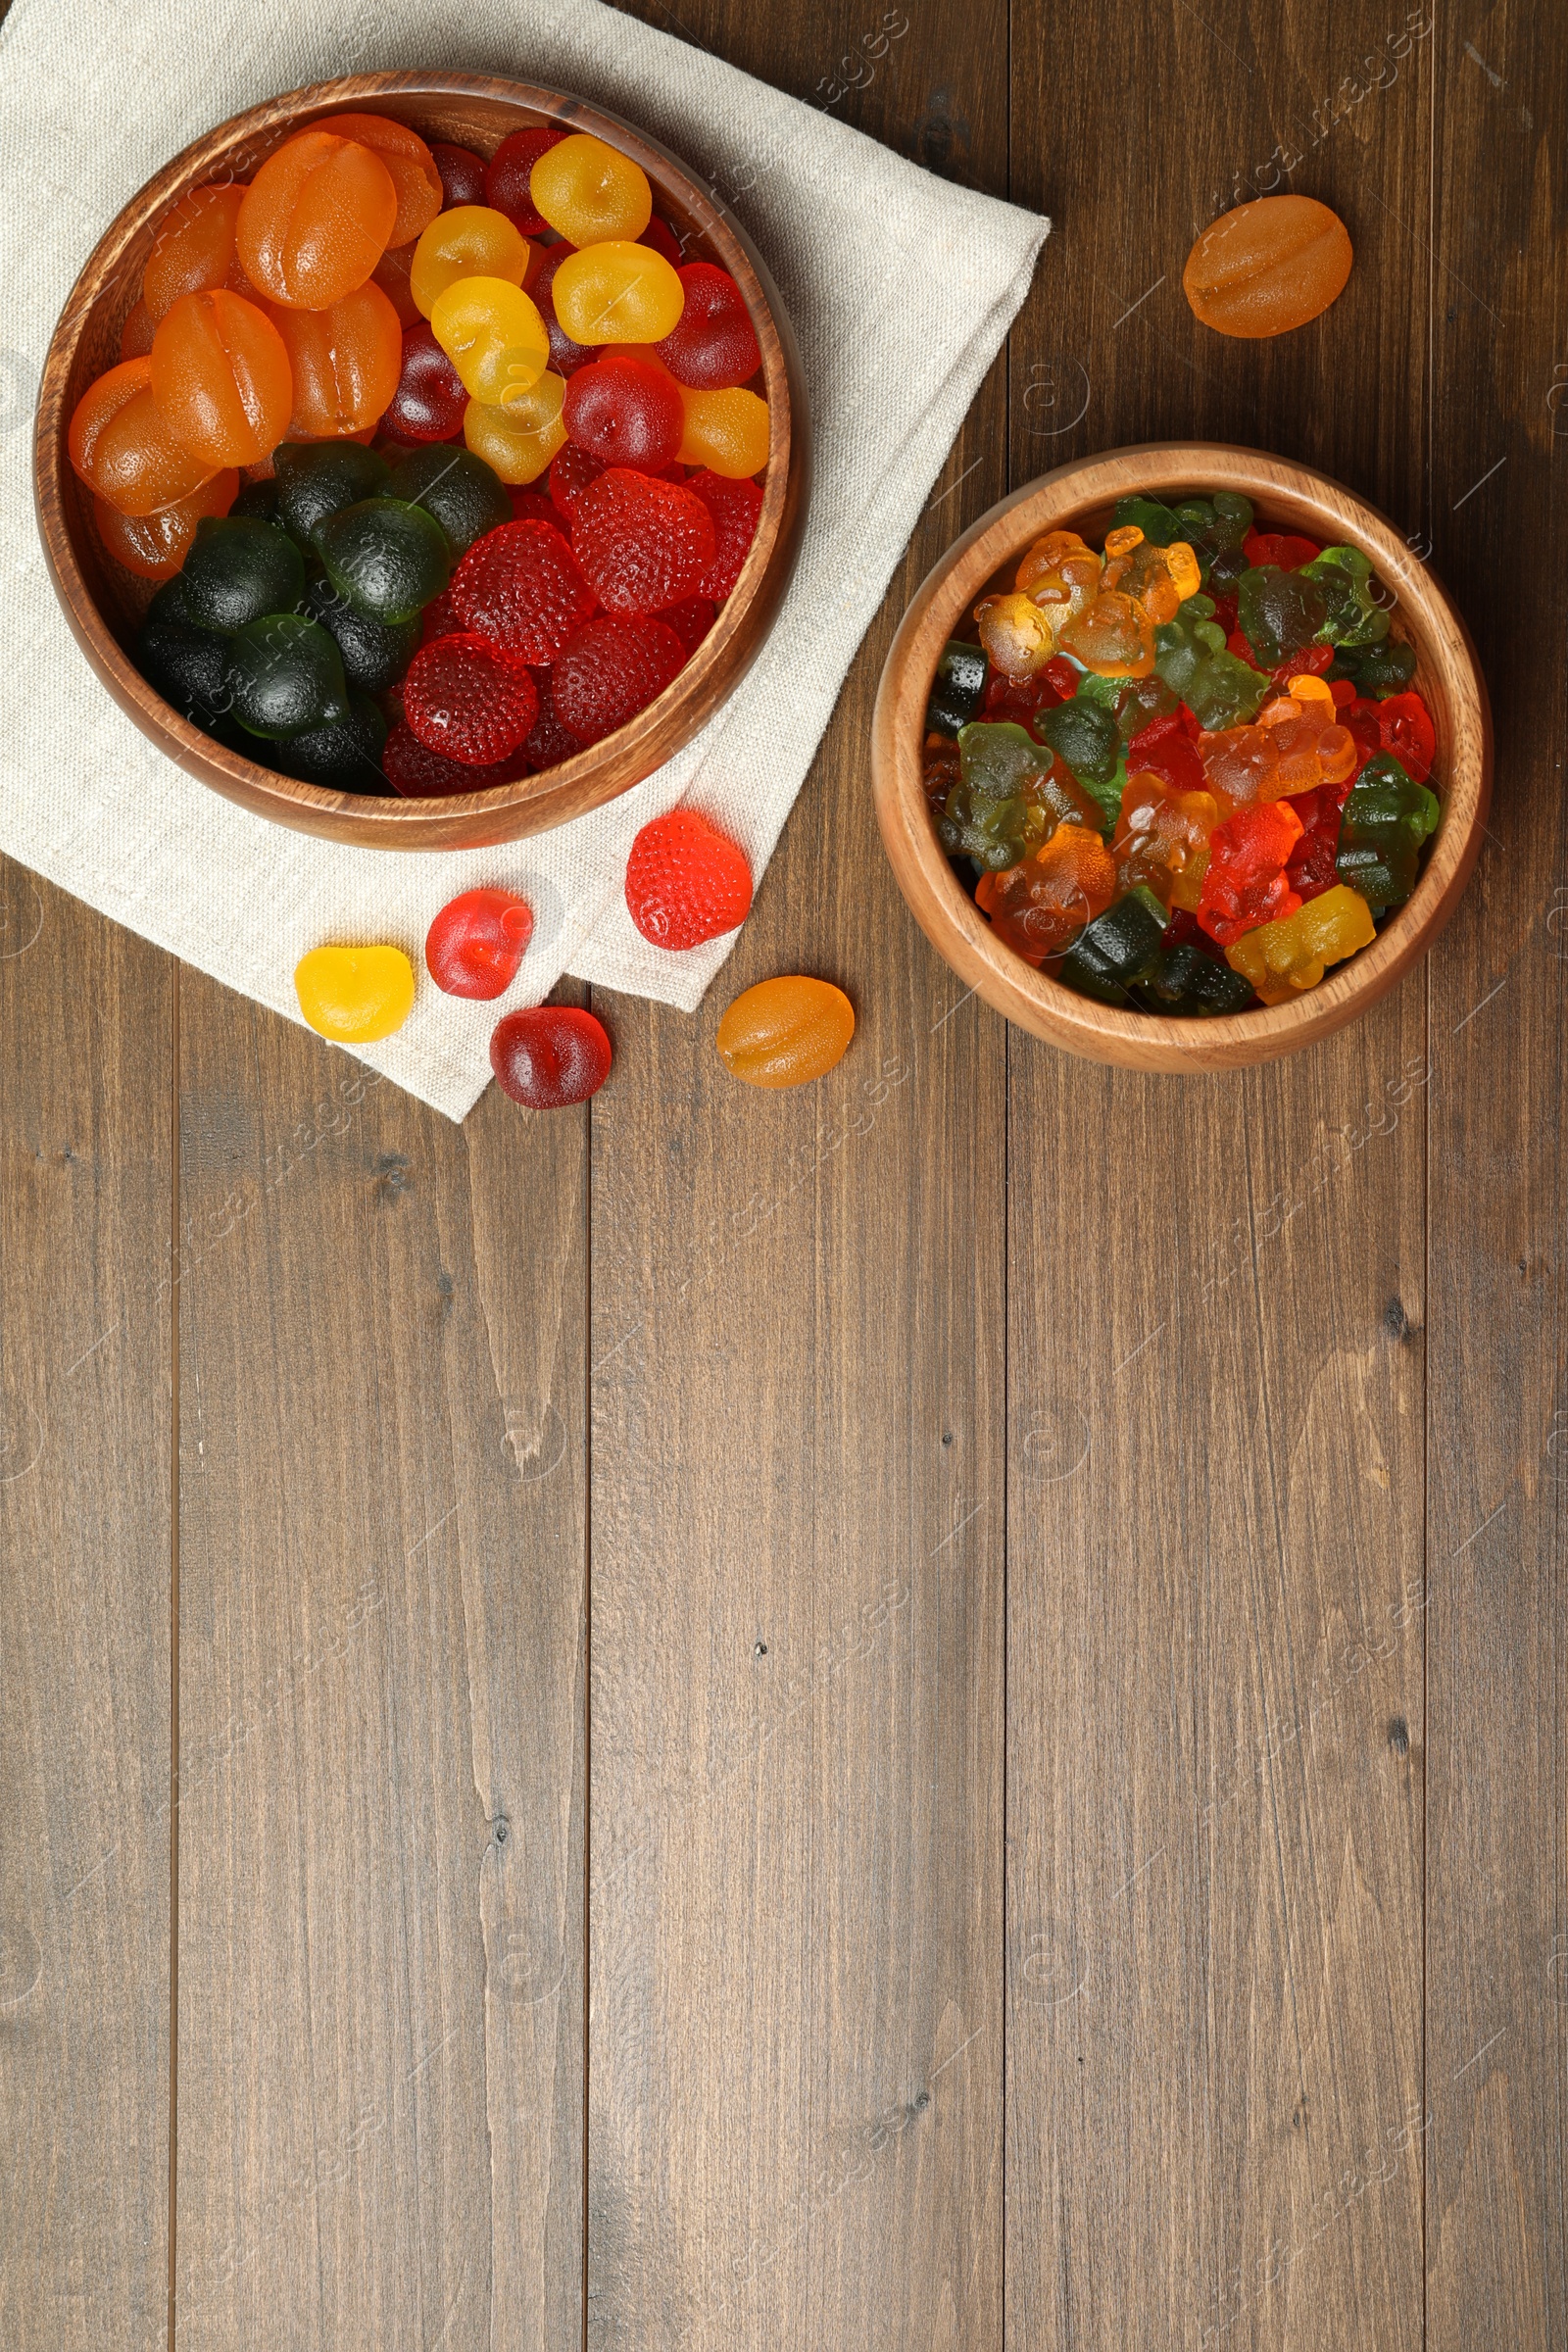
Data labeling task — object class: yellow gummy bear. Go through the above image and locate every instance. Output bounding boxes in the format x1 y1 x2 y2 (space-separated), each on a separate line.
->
295 945 416 1043
1223 885 1375 1004
975 589 1055 679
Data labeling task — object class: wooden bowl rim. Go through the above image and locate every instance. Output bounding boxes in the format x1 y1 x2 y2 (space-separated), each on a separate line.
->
871 440 1493 1071
34 69 804 848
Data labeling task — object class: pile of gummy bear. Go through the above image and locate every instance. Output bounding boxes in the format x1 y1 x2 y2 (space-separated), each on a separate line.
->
923 490 1440 1012
68 112 769 794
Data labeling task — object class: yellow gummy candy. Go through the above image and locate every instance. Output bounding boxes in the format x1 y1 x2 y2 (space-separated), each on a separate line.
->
295 945 416 1043
430 275 549 405
975 590 1054 679
530 133 653 247
552 241 685 345
465 372 568 481
1223 884 1375 1004
675 385 770 477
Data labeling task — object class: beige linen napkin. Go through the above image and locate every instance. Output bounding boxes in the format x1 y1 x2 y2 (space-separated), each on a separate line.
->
0 0 1047 1118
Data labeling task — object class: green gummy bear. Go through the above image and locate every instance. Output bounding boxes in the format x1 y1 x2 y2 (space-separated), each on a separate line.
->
1301 545 1391 649
1238 564 1329 664
937 782 1048 872
1057 887 1168 1004
956 719 1051 800
925 641 988 738
1335 754 1441 910
1135 940 1255 1017
1153 603 1269 728
1038 697 1118 789
1111 494 1184 547
1329 638 1419 699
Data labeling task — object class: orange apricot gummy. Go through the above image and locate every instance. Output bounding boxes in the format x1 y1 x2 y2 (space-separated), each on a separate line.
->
715 976 855 1088
1183 195 1352 338
236 128 398 308
149 289 293 468
313 112 444 248
143 184 246 320
266 281 402 439
68 357 215 514
92 469 239 579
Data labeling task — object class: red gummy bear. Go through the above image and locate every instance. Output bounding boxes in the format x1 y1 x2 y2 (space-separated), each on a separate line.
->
1198 801 1304 947
430 142 487 207
524 669 582 770
385 322 467 444
685 469 762 602
404 633 540 765
483 126 567 237
653 263 761 389
491 1005 612 1107
427 887 535 999
1375 690 1435 784
1283 786 1343 905
453 519 598 665
530 242 593 378
383 719 526 798
554 612 686 744
572 467 716 613
1243 529 1321 571
1126 709 1205 797
624 808 754 949
564 356 684 470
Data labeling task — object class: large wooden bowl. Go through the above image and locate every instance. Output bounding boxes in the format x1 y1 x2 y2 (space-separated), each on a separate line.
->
871 444 1491 1070
34 72 808 852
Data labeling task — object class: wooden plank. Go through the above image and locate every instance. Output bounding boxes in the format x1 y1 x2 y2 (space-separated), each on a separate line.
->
586 9 1010 2341
1004 5 1437 2345
0 862 172 2352
1424 11 1568 2346
171 982 586 2351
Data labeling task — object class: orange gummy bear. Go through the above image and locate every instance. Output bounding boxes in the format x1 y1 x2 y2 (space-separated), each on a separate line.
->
149 289 293 469
236 128 398 309
1183 195 1353 339
1059 589 1155 678
1113 773 1222 910
68 357 215 514
975 821 1116 965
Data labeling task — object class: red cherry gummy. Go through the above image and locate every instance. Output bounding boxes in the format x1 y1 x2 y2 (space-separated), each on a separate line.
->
662 596 716 653
430 141 488 207
509 486 559 526
564 356 684 469
572 467 716 614
491 1004 612 1107
685 469 762 601
427 886 534 999
654 263 760 389
524 669 581 770
640 217 683 267
484 126 567 237
625 808 754 950
404 632 540 765
554 612 686 744
453 518 598 665
383 720 526 798
549 440 606 518
531 243 594 378
385 321 467 443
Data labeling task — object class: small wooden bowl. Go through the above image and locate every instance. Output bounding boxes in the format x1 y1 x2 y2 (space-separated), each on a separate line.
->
871 444 1491 1070
34 72 808 852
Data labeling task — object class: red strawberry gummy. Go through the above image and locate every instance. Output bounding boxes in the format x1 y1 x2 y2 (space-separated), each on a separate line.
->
383 720 526 798
531 243 593 378
430 141 487 207
420 586 464 645
685 470 762 602
572 468 716 613
404 633 539 765
550 440 607 518
386 322 467 443
483 126 567 237
509 486 559 526
624 808 754 949
427 887 534 999
453 519 597 665
661 596 716 653
654 264 760 389
524 669 582 770
491 1005 612 1107
554 612 685 745
564 356 684 470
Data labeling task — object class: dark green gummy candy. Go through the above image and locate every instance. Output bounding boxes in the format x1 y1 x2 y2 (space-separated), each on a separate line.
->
316 497 452 625
1238 564 1328 665
274 691 391 792
1057 887 1167 1004
1039 696 1118 788
1135 940 1254 1017
925 640 988 737
306 574 420 693
136 613 228 726
178 516 305 634
222 613 351 739
272 440 393 548
387 446 512 558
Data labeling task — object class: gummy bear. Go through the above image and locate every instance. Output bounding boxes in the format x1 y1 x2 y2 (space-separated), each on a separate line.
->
404 632 539 764
624 808 753 948
554 612 686 743
975 821 1117 963
491 1005 612 1107
654 264 760 389
975 592 1055 682
1134 938 1255 1017
716 977 856 1087
385 320 469 442
529 134 653 247
237 129 399 310
1254 692 1357 793
1238 564 1329 666
552 242 685 346
1283 786 1344 904
925 640 988 739
484 126 568 236
266 281 403 442
294 944 415 1042
312 113 444 248
571 467 716 612
1335 754 1440 910
1125 709 1204 797
675 386 769 478
1059 589 1155 678
1112 773 1222 909
69 357 217 514
144 185 247 320
453 518 597 663
1223 884 1376 1004
564 354 684 468
466 375 570 483
1298 544 1390 649
1182 195 1353 337
685 469 763 601
1153 598 1270 728
1056 887 1169 1004
426 887 534 999
430 275 550 406
1374 690 1436 784
1197 801 1304 946
1330 638 1417 700
1037 698 1119 796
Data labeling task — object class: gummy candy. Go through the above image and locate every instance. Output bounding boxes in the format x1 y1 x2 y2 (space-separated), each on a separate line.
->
312 113 443 248
426 886 534 998
144 185 246 320
146 285 297 471
272 438 392 544
93 469 238 579
530 242 595 377
716 976 856 1087
276 691 389 791
661 596 716 654
383 719 525 797
654 264 760 389
237 130 399 310
306 574 420 692
551 242 684 346
1059 589 1155 678
69 357 217 514
452 518 597 663
974 822 1117 962
388 445 512 557
1238 564 1329 666
1283 785 1344 904
1125 709 1204 796
549 441 609 517
1330 637 1417 700
1038 697 1119 796
682 469 761 601
431 141 488 209
1112 773 1222 909
136 608 231 726
1198 800 1303 945
224 612 352 738
411 207 531 318
429 274 550 407
316 495 451 623
1153 600 1269 728
1135 938 1254 1017
294 944 415 1042
178 514 305 631
385 320 469 442
1183 195 1353 337
465 374 570 482
529 134 653 248
265 281 403 442
1057 886 1168 1004
483 126 567 236
508 485 563 527
563 355 684 468
404 632 539 764
571 466 714 613
675 386 770 477
523 670 582 770
1224 884 1376 1004
975 591 1055 681
491 1005 612 1107
624 808 753 948
1335 754 1440 909
925 640 988 738
371 241 422 329
120 300 157 361
1374 691 1435 783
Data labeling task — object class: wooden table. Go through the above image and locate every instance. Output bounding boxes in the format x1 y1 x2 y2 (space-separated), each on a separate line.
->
3 5 1561 2346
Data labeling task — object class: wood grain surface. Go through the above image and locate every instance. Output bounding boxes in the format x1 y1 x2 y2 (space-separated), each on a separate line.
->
3 3 1564 2350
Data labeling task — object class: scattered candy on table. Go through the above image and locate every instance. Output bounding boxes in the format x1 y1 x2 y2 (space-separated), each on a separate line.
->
923 488 1440 1014
491 1005 613 1105
716 977 856 1088
69 114 769 796
624 809 754 949
294 944 416 1041
1183 195 1353 338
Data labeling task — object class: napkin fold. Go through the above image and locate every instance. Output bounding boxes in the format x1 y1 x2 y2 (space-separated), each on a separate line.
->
0 0 1047 1119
